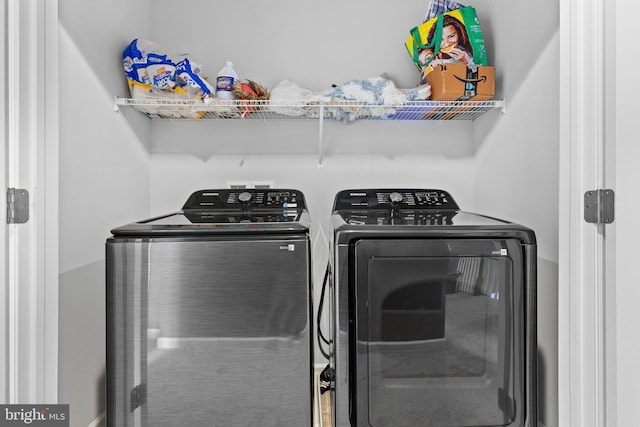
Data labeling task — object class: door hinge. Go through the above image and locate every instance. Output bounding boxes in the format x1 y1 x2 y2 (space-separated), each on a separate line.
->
584 189 614 224
130 383 147 412
6 188 29 224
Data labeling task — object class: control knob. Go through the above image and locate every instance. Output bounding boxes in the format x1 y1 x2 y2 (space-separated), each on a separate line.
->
389 192 404 205
238 192 253 204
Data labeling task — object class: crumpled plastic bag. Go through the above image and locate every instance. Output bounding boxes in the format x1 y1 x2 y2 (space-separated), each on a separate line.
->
268 79 322 117
268 76 431 121
319 76 430 122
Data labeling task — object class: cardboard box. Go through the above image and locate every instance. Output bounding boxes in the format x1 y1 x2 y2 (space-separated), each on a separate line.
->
427 64 495 101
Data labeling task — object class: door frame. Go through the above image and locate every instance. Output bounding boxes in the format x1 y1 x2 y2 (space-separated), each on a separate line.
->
2 0 59 403
559 0 619 426
1 0 8 403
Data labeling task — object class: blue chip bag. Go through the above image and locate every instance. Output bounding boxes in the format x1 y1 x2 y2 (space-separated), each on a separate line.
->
175 57 215 98
122 39 214 99
122 39 175 88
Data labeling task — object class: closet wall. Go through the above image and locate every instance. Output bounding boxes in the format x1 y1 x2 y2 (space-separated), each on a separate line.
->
471 5 559 427
58 0 559 426
58 1 151 425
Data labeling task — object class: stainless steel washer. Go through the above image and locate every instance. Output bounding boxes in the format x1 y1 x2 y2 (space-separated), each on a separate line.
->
106 189 313 427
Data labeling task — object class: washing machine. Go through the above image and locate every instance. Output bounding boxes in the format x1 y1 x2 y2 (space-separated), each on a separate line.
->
328 189 537 427
106 189 313 427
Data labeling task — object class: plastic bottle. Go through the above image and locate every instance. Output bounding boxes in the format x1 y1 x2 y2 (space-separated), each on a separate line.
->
216 61 238 100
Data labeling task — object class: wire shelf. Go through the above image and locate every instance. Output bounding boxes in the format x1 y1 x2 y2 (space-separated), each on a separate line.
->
114 97 504 122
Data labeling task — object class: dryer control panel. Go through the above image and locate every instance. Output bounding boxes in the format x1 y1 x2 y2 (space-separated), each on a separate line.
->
183 189 306 210
332 189 459 211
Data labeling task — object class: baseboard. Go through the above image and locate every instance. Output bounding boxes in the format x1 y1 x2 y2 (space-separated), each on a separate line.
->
87 412 105 427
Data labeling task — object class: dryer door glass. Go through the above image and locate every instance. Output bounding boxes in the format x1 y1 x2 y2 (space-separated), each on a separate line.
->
354 238 525 427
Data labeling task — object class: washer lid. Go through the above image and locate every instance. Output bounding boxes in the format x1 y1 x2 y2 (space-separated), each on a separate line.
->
110 188 310 236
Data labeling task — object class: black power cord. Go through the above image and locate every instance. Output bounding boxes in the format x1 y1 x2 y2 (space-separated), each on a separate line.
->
317 262 332 359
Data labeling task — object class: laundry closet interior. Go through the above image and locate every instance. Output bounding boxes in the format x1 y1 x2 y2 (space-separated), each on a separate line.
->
57 0 559 426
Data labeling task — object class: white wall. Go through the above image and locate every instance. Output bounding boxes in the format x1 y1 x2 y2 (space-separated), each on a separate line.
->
471 2 560 425
58 0 152 425
57 0 559 425
472 33 560 426
149 0 427 92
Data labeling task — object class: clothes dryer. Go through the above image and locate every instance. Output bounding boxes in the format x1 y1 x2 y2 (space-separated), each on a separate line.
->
106 189 313 427
328 189 537 427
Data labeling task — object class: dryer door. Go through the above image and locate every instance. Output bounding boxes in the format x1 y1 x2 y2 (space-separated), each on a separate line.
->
353 238 527 427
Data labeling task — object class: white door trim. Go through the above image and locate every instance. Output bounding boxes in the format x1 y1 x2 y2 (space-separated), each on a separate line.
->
559 0 609 425
3 0 59 404
5 0 33 403
1 0 9 404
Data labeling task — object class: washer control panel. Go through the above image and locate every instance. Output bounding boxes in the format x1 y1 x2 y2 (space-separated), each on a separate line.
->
333 189 459 211
183 189 305 210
